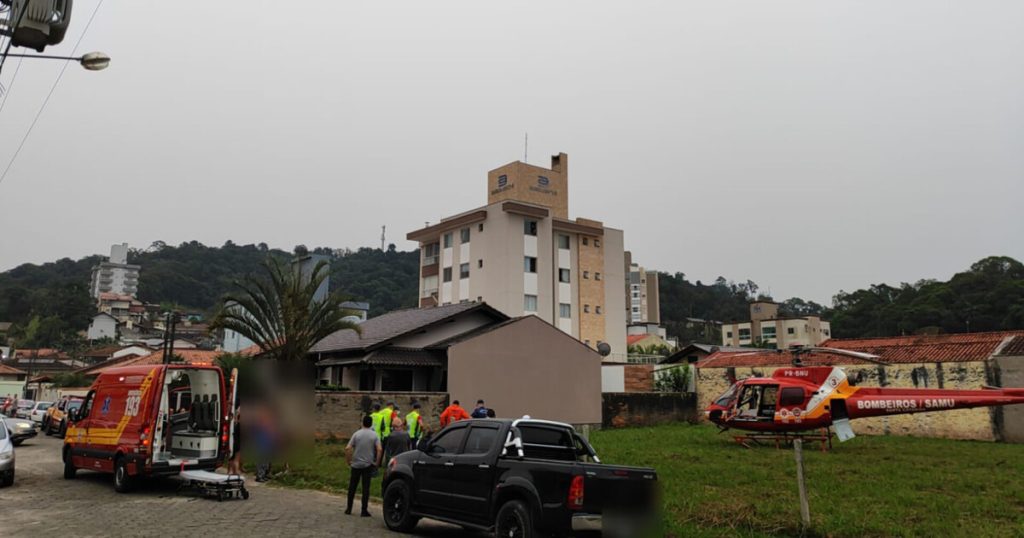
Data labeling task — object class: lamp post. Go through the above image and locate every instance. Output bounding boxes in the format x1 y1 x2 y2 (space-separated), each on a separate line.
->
1 51 110 70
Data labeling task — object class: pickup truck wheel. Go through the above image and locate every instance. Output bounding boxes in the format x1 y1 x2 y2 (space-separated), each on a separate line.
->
382 480 419 533
63 448 76 479
496 500 534 538
113 457 133 493
59 421 67 437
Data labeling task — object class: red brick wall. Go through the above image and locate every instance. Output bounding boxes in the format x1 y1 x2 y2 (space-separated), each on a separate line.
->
623 364 654 392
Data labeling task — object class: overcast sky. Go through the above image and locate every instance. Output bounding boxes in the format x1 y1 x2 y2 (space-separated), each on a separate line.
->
0 1 1021 304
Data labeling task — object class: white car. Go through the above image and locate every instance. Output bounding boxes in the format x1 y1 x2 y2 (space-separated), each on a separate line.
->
0 417 15 487
28 401 53 424
13 401 34 419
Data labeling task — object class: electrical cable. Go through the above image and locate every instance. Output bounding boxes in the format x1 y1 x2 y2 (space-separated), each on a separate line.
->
0 0 104 188
0 54 23 112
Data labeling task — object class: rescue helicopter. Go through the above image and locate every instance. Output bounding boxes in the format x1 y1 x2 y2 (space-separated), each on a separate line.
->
705 347 1024 443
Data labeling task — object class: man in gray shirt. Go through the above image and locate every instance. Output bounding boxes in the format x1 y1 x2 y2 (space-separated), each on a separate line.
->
345 415 382 516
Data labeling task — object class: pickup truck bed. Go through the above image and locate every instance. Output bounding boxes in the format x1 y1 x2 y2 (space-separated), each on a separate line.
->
382 418 657 538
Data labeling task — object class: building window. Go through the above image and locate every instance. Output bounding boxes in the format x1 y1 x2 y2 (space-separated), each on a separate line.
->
524 219 538 236
738 328 751 340
460 263 470 279
421 275 438 297
787 327 795 335
726 331 733 338
478 259 483 268
557 234 570 249
478 223 484 232
442 267 452 282
559 303 571 318
422 243 439 266
524 257 538 273
595 272 601 281
632 306 639 313
582 237 588 246
596 306 602 315
559 268 570 283
584 304 590 313
762 326 776 339
594 239 601 248
443 232 453 248
524 294 538 312
460 227 470 243
583 271 589 279
632 291 640 298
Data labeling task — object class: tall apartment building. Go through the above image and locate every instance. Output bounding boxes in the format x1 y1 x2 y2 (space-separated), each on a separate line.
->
89 243 141 299
624 252 660 325
721 301 832 348
407 153 627 357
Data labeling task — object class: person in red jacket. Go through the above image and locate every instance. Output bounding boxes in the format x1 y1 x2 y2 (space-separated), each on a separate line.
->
439 400 470 427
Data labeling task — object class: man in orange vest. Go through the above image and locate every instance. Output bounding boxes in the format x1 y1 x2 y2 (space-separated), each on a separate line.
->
439 400 470 428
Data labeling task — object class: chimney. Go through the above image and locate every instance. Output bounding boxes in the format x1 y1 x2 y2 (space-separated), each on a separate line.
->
551 152 567 176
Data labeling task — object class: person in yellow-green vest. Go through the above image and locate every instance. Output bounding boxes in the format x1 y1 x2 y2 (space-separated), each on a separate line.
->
378 401 396 441
406 402 426 447
369 403 383 439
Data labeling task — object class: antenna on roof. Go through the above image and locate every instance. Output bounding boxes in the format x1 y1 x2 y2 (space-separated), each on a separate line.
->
380 225 386 251
524 132 528 162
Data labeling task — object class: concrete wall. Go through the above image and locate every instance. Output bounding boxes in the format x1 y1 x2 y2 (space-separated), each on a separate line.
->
697 361 1003 441
313 391 449 439
992 355 1024 443
602 392 698 429
448 316 602 426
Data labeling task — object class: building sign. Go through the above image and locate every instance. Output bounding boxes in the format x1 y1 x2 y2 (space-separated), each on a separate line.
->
529 175 557 196
498 174 508 188
537 175 549 187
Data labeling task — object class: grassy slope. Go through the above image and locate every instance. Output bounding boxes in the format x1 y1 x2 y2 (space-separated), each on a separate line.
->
274 425 1024 537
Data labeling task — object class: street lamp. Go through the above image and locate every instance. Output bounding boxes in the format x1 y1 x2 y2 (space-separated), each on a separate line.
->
1 51 110 70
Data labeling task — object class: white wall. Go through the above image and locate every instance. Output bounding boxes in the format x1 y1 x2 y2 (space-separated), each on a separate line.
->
601 366 625 392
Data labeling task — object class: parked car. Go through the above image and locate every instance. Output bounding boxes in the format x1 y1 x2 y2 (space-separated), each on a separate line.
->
28 401 53 424
6 417 37 446
13 400 35 419
46 396 84 436
0 417 15 487
381 418 658 538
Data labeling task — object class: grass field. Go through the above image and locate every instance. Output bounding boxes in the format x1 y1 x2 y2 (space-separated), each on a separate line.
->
274 424 1024 537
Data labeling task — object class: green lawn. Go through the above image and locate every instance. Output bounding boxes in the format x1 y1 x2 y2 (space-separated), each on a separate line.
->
273 424 1024 537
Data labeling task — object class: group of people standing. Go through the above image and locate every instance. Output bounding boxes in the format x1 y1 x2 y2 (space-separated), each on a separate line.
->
342 397 495 516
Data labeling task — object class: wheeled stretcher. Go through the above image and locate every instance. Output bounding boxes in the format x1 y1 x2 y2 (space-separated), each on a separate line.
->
179 470 250 501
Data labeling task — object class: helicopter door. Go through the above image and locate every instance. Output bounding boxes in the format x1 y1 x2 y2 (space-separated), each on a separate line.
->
735 385 778 421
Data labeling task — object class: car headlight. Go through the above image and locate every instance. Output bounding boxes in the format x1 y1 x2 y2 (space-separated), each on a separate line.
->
0 451 12 462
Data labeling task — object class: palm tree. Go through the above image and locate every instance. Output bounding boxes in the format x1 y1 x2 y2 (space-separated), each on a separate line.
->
211 257 360 363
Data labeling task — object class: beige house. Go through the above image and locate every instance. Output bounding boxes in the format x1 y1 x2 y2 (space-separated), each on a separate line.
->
406 153 626 358
696 331 1024 442
721 301 831 348
312 302 603 426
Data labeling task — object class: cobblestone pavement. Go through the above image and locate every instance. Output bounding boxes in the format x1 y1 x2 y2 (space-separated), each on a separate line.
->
2 433 482 538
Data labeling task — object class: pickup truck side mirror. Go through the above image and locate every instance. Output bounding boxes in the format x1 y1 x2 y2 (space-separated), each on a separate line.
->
69 409 80 422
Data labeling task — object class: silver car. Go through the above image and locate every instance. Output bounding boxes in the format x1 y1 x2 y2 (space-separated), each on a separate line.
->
0 417 15 487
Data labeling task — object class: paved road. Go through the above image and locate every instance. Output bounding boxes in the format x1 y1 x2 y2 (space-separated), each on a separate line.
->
3 433 481 538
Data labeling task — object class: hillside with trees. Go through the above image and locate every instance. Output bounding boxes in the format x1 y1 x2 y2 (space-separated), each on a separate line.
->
1 241 1020 350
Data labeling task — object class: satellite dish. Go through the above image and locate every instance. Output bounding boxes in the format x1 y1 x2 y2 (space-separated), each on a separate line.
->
596 342 611 357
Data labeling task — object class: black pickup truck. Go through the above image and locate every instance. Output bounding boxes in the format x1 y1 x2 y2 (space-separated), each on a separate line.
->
381 418 658 538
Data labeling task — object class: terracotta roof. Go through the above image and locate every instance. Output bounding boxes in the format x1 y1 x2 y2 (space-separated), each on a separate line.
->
123 349 221 367
98 292 136 302
697 331 1024 368
0 364 27 375
311 302 508 354
626 335 648 346
996 335 1024 357
83 345 124 357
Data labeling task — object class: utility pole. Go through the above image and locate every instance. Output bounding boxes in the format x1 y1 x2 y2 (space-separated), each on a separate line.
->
381 225 386 251
162 311 179 364
794 439 811 529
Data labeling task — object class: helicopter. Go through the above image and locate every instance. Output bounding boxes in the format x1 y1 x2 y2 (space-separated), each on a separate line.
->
705 347 1024 442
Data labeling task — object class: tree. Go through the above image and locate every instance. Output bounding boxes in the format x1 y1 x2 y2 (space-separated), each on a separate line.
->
210 258 361 363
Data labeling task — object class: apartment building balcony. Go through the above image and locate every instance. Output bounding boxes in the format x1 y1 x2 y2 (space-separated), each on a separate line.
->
419 288 439 308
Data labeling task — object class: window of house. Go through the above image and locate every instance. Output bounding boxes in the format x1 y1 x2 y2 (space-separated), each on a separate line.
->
524 294 538 312
559 268 570 283
422 243 439 265
595 306 602 315
442 267 452 282
582 237 588 246
584 304 590 313
787 327 795 335
443 232 452 249
524 219 538 236
460 263 470 279
380 369 413 391
421 275 438 297
557 234 570 249
727 331 733 338
478 223 484 232
583 271 589 279
762 326 776 339
478 259 483 268
595 272 601 281
594 239 601 248
460 227 470 243
738 328 751 340
559 303 571 318
524 257 538 273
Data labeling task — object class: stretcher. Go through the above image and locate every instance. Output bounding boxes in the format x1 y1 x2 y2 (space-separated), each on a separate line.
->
178 469 250 501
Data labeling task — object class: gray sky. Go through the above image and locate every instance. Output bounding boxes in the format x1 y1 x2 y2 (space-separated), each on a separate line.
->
1 1 1022 304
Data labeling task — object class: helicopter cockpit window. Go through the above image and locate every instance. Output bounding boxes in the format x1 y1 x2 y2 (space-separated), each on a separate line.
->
714 384 739 407
737 386 761 417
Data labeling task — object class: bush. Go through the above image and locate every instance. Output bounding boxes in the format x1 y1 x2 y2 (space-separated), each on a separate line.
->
654 365 690 393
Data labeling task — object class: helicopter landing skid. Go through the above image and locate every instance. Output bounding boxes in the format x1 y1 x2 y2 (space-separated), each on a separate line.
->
732 428 834 452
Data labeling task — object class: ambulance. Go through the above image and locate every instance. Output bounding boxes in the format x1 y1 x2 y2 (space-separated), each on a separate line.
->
62 363 236 492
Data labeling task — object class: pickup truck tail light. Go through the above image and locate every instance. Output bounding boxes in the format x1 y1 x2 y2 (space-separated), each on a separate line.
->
567 475 585 510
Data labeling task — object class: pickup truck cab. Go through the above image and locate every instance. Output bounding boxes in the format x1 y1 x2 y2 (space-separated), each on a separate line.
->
63 364 234 492
382 418 657 538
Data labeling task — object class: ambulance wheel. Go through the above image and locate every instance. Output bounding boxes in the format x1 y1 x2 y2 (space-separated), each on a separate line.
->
114 457 134 493
62 447 76 479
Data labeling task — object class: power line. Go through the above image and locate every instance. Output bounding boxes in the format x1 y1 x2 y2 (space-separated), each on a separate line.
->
0 0 105 188
0 55 24 114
